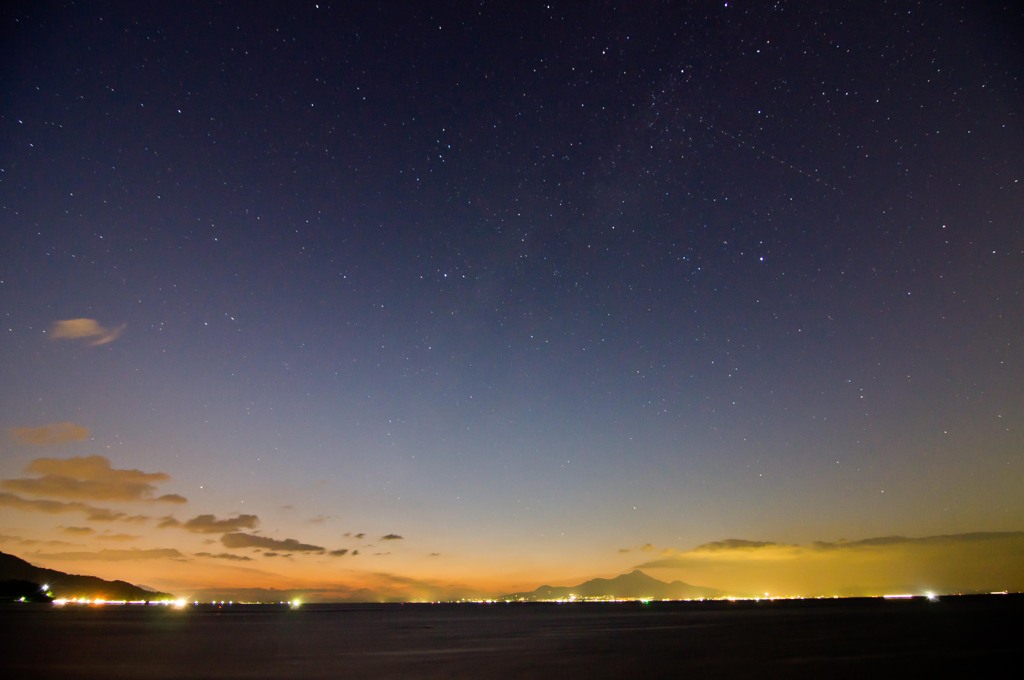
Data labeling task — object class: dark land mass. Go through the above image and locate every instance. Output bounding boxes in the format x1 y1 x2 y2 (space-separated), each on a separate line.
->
0 551 172 601
0 596 1017 678
0 578 53 602
506 569 725 600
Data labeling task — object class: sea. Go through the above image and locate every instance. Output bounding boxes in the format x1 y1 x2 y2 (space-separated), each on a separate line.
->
1 595 1017 678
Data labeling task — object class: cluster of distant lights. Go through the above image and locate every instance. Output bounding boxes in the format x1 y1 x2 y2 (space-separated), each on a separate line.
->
48 598 303 609
52 597 190 608
28 586 1013 608
45 595 304 609
35 593 1011 607
16 581 305 609
466 590 1013 605
41 592 1018 607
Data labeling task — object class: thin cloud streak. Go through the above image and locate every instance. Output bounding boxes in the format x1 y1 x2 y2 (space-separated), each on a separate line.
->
33 548 185 561
195 552 254 562
0 491 147 522
221 532 325 553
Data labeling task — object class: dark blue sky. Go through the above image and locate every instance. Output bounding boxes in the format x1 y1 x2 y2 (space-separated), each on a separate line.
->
1 1 1022 598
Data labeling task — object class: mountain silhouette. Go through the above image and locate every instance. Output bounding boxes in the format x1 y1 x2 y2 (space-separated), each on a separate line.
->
507 569 723 601
0 551 173 601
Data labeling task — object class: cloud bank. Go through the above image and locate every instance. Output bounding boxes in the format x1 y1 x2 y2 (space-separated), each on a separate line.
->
635 531 1024 596
2 455 187 503
164 514 261 534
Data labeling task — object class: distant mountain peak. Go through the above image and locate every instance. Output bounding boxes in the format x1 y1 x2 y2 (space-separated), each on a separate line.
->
505 569 723 601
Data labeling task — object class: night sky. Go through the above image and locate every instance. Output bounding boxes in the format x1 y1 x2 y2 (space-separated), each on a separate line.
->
2 1 1022 600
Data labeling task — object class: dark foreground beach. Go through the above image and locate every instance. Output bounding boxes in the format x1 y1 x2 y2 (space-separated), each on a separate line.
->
1 596 1017 678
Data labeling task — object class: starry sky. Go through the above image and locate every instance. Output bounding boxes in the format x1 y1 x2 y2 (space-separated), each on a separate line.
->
1 1 1022 601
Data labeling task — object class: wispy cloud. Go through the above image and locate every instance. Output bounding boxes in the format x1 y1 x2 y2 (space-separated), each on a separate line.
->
50 318 125 346
221 532 325 553
2 455 187 503
380 534 404 541
10 422 89 446
616 543 656 554
0 492 147 522
691 539 780 553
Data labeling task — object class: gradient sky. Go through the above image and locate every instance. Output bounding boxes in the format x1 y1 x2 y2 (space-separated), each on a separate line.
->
1 1 1022 601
